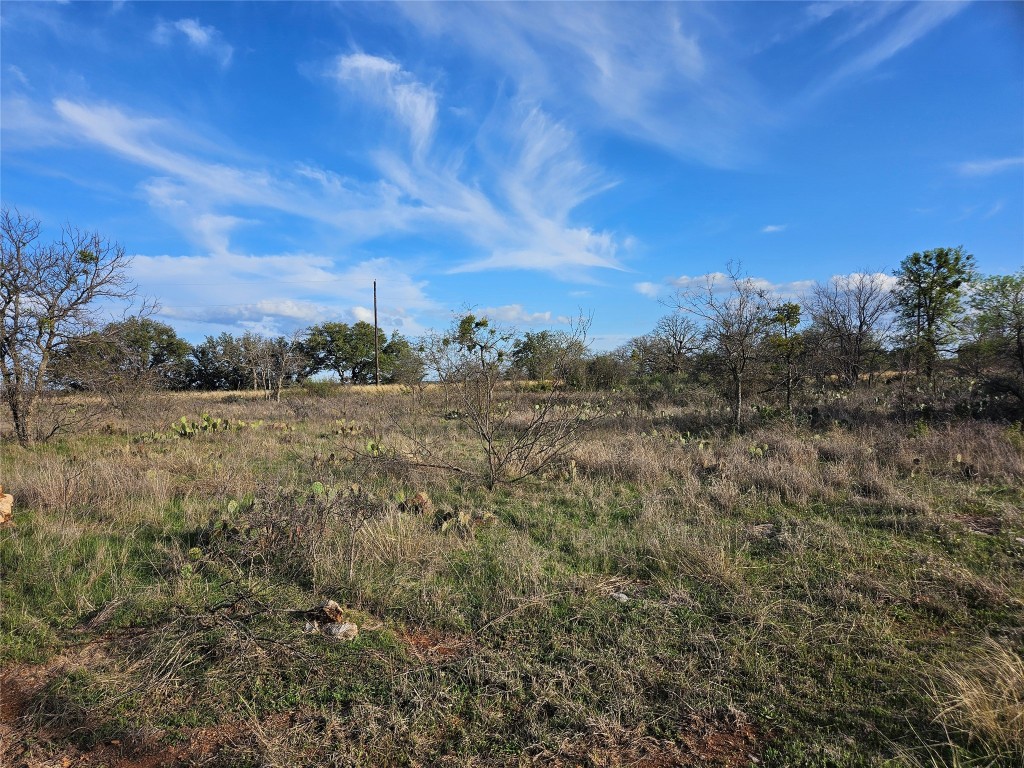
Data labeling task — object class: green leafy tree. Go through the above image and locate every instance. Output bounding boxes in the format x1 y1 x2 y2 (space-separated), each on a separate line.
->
894 247 976 381
118 318 192 388
511 330 588 384
305 321 418 384
511 330 561 380
346 321 386 384
966 270 1024 402
303 321 352 381
380 331 424 384
188 333 249 390
585 351 632 390
52 317 192 407
765 302 804 412
622 334 662 380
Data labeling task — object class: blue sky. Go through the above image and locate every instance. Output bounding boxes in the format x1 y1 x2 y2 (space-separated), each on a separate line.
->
2 1 1022 348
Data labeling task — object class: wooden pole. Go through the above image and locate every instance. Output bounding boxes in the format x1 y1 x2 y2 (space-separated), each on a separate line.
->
373 280 380 386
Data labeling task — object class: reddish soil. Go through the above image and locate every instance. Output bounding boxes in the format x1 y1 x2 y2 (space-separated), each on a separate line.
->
535 709 761 767
1 646 192 768
400 628 473 661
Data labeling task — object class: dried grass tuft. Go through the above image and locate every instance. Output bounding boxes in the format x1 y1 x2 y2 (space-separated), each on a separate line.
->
929 637 1024 758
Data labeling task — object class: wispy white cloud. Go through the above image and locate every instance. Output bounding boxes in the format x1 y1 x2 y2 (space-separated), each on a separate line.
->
153 18 233 67
190 213 249 259
634 282 662 299
984 201 1005 219
952 199 1009 223
477 304 569 327
0 96 66 149
33 98 416 252
331 53 438 155
761 224 787 234
332 61 625 278
8 86 623 283
53 100 270 203
811 1 967 96
955 157 1024 177
400 2 758 168
401 1 967 168
5 65 30 88
824 2 903 51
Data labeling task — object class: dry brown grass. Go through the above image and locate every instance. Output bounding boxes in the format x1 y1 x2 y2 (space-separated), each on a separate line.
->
3 387 1023 766
929 638 1024 759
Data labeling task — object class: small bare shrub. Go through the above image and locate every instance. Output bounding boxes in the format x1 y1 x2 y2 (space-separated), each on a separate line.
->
420 314 603 488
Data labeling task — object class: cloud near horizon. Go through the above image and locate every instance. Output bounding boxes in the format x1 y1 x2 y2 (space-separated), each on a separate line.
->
476 304 571 327
131 251 437 339
631 271 899 301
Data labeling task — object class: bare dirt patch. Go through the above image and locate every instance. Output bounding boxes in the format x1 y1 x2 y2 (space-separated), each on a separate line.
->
2 642 204 768
400 627 473 662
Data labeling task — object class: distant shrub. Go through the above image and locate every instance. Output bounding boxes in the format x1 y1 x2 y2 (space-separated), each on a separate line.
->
301 379 339 398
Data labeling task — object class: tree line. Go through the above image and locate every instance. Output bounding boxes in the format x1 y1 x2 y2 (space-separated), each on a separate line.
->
50 318 427 398
601 252 1023 426
3 206 1023 445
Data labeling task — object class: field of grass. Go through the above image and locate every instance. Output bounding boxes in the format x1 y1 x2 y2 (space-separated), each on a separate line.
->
1 386 1022 767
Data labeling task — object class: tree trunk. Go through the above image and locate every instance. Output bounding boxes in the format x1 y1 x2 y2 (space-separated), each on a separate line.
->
9 390 34 447
785 365 792 413
733 373 743 431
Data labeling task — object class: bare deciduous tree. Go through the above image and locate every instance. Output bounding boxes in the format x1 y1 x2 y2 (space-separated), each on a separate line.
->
651 312 701 376
1 208 136 445
672 266 774 430
266 333 309 402
808 272 894 388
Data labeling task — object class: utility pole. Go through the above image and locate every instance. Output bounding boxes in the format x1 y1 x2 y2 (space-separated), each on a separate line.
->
373 280 380 386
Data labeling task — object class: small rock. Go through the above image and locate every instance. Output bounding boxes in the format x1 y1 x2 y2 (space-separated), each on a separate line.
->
399 491 433 516
0 485 14 528
318 599 346 623
302 620 319 634
610 592 630 603
322 622 359 641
